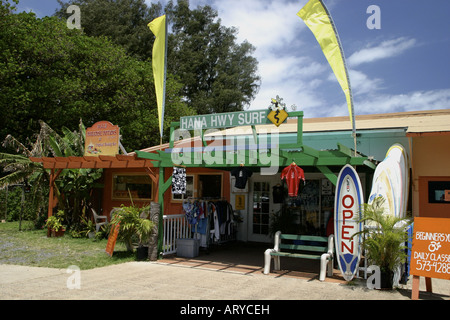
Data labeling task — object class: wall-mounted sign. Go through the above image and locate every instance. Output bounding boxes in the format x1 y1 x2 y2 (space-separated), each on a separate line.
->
410 217 450 280
334 164 364 281
84 121 120 156
180 109 284 130
235 194 245 210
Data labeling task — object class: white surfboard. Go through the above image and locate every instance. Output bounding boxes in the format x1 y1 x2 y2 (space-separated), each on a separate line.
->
385 143 409 217
369 143 409 218
334 165 364 281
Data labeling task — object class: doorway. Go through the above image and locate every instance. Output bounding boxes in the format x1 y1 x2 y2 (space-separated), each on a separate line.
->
248 174 281 243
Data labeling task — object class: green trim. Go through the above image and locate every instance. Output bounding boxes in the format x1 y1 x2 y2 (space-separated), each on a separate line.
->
157 167 173 259
317 166 338 186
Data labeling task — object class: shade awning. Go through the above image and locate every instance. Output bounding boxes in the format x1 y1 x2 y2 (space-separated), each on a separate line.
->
29 154 156 169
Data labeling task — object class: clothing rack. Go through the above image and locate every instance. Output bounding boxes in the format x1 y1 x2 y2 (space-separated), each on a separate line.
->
182 198 236 250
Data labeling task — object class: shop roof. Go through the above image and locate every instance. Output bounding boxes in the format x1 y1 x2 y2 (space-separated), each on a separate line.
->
135 109 450 155
219 108 450 136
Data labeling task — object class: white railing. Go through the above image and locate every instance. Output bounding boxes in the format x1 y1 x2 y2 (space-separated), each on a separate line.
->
162 214 192 256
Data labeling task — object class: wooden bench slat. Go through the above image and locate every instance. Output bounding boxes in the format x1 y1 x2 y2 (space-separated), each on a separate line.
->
280 234 328 242
279 244 328 253
270 252 325 260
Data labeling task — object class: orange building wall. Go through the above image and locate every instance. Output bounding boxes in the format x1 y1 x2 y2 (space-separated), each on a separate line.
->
412 135 450 218
101 167 231 219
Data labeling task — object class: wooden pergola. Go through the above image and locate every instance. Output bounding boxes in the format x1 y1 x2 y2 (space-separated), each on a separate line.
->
29 155 159 218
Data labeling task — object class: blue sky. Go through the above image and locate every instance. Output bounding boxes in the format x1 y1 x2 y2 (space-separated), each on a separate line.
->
15 0 450 119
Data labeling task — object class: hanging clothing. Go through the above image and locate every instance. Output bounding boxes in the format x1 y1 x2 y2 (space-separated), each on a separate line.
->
281 163 305 197
272 184 284 203
231 166 253 189
209 202 220 241
172 167 186 195
182 200 198 225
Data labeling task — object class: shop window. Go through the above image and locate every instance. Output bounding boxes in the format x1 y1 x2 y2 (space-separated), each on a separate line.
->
198 174 222 199
172 175 194 201
112 174 152 201
428 181 450 203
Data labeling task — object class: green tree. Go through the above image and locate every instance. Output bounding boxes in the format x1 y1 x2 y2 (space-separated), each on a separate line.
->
55 0 261 115
166 0 260 114
56 0 162 60
0 5 193 150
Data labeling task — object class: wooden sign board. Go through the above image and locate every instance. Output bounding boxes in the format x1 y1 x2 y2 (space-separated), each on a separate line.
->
85 121 120 156
105 223 120 257
410 217 450 280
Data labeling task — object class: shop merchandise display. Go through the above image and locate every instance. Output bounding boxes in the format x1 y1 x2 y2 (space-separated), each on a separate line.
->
231 166 253 189
182 199 236 249
272 184 284 203
172 167 186 195
281 162 305 197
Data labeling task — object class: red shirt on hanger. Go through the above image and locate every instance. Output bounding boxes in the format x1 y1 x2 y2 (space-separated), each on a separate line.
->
281 163 305 197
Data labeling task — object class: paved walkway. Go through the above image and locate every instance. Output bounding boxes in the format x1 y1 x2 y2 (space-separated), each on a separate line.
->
0 261 448 301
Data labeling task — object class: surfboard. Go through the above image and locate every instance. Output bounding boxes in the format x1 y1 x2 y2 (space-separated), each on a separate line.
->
368 143 409 217
334 164 364 281
386 143 409 217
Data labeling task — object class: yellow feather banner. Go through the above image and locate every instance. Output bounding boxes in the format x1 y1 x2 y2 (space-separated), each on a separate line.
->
148 15 167 139
298 0 355 135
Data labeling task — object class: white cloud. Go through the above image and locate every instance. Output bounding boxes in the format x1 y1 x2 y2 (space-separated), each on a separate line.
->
348 37 417 67
348 69 383 96
214 0 306 53
152 0 448 118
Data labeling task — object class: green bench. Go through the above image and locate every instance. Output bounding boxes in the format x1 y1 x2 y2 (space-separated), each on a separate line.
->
264 231 334 281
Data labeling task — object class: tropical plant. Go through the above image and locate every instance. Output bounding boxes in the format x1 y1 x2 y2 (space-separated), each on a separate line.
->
1 119 102 228
354 197 412 286
109 204 154 251
0 125 53 226
41 119 103 227
269 207 297 237
45 210 65 232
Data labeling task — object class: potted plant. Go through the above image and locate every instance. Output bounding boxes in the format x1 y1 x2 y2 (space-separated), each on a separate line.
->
354 197 412 289
45 210 66 237
269 207 297 237
80 216 96 239
109 204 154 260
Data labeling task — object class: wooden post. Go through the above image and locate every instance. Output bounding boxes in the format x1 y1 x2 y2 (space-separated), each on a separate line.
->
157 166 164 258
157 166 173 259
411 276 433 300
48 169 55 218
47 169 63 218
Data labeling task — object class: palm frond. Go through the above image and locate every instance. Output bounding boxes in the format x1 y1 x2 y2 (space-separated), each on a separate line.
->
2 135 32 157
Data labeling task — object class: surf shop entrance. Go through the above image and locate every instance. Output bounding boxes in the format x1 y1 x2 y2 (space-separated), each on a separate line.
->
135 108 376 259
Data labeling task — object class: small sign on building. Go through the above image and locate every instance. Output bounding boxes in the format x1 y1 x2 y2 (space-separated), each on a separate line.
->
267 109 288 127
84 121 120 157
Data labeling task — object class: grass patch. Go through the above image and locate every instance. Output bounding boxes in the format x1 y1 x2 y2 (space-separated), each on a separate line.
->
0 221 136 270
